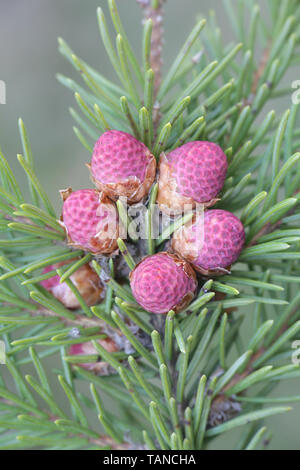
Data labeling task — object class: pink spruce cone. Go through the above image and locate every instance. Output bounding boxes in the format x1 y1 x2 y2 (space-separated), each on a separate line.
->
89 130 156 204
172 209 245 276
40 259 104 309
69 337 118 375
129 252 197 314
157 141 228 214
60 188 119 254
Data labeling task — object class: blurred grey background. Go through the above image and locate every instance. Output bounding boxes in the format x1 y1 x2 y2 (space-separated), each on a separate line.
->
0 0 299 449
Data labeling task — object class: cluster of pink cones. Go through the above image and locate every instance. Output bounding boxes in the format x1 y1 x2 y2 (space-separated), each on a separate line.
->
41 130 245 370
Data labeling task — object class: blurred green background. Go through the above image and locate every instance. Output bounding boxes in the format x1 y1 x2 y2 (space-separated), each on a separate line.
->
0 0 299 449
